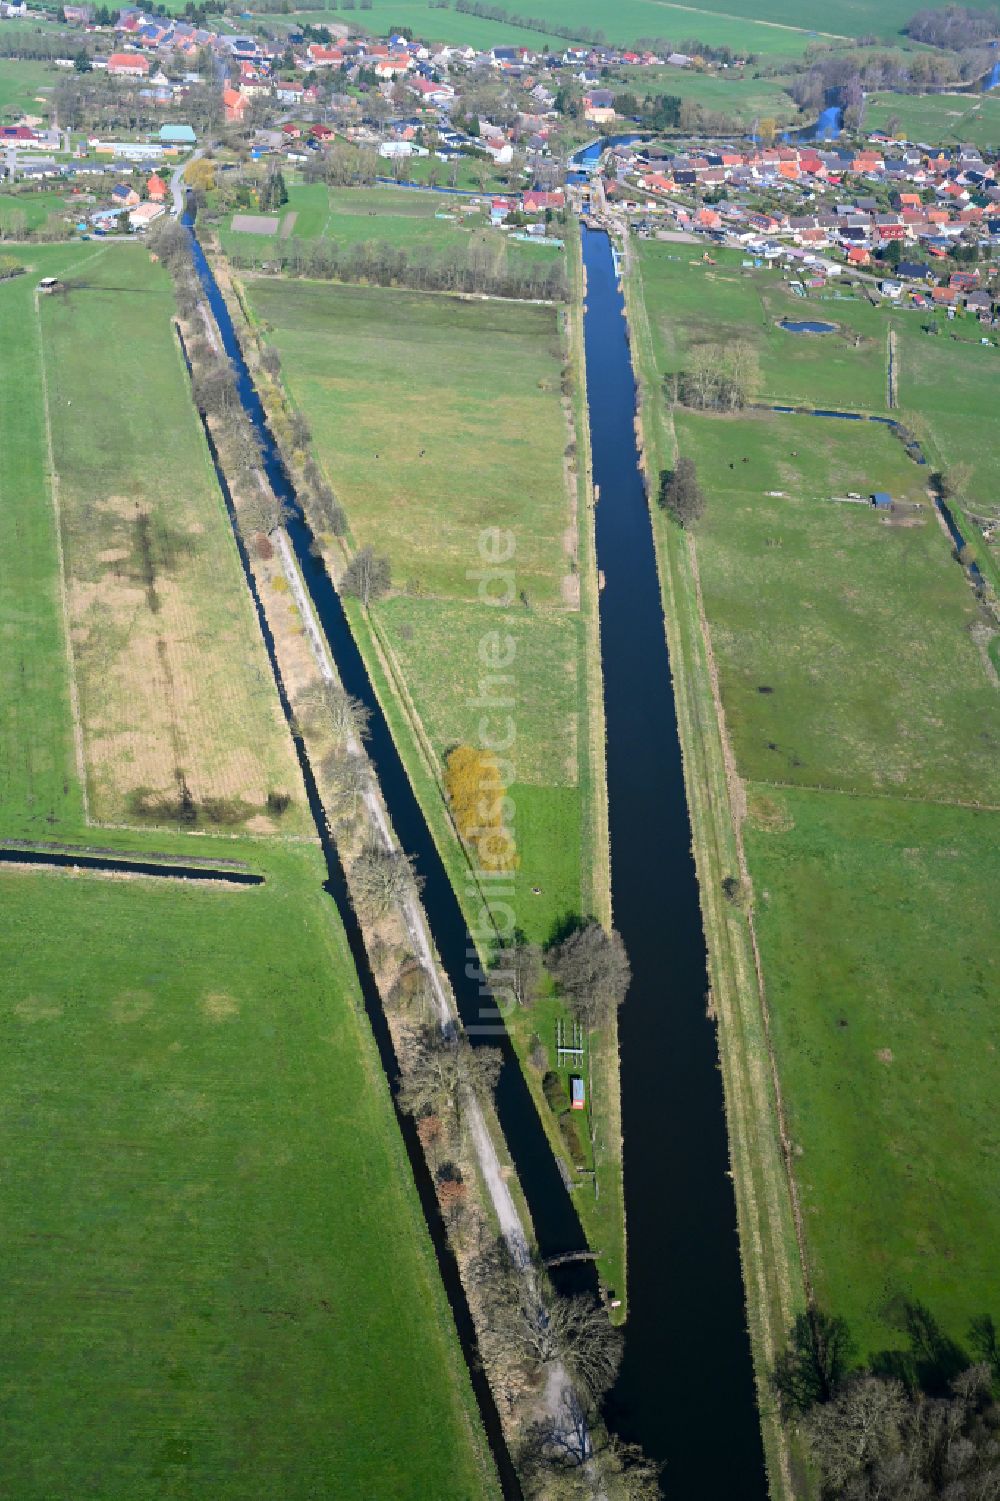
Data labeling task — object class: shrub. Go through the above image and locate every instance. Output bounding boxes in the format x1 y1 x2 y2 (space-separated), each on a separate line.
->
542 1070 570 1115
443 744 518 873
559 1112 587 1168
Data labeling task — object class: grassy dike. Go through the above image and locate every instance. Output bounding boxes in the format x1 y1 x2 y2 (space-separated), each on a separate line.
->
620 238 809 1500
211 238 628 1315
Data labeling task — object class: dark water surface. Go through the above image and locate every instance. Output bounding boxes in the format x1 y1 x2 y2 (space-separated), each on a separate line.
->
582 226 767 1498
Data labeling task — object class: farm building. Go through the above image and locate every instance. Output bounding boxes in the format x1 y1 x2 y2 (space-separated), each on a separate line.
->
159 124 196 146
570 1076 586 1111
872 492 893 511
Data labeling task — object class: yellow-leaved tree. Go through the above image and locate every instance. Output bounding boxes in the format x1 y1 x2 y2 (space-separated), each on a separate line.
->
444 745 518 872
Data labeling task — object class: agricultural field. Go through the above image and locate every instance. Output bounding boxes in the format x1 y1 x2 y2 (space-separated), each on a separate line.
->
244 277 582 924
248 0 820 53
863 89 1000 150
5 241 306 835
0 57 56 120
634 239 1000 1365
0 857 497 1501
615 65 802 127
746 790 1000 1357
220 183 561 269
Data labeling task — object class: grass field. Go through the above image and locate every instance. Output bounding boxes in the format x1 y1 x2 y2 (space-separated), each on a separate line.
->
249 279 569 607
5 242 306 835
221 183 558 266
864 89 1000 150
639 243 893 411
250 0 822 52
746 790 1000 1358
0 57 56 120
0 857 497 1500
683 412 999 803
246 275 583 927
238 250 623 1295
634 234 1000 1382
0 188 75 235
615 65 802 126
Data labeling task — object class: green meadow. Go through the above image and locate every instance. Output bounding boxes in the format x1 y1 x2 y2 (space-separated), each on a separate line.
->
635 236 1000 1368
244 276 586 933
617 65 802 126
222 183 557 266
0 57 56 119
638 243 893 411
0 859 497 1501
683 411 998 803
746 790 1000 1359
251 0 819 52
0 240 498 1497
0 188 76 234
35 243 304 832
864 89 1000 150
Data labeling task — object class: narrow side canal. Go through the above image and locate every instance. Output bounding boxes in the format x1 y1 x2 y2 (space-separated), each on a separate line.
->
582 226 767 1496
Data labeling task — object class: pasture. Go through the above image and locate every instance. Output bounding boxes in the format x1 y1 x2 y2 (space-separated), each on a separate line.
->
246 275 585 928
747 789 1000 1358
864 90 1000 150
248 0 820 52
616 65 801 126
221 183 557 269
635 238 1000 1371
683 411 999 803
0 57 55 120
0 858 497 1501
247 278 569 605
638 241 893 411
31 242 306 834
0 188 75 235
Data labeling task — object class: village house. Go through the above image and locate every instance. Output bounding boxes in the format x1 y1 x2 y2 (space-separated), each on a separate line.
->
107 51 150 77
223 88 248 123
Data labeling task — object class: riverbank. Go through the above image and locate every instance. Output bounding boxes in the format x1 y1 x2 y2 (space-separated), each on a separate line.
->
209 234 628 1314
618 232 807 1500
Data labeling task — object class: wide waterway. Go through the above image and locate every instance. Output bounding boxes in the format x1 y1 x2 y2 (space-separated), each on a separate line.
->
582 226 767 1495
183 205 768 1496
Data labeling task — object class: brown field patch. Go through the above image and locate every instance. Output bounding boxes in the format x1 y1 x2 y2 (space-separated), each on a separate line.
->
14 996 64 1022
111 989 154 1023
201 991 240 1021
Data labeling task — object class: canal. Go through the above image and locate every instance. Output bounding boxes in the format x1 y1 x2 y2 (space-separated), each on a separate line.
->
582 226 767 1496
183 206 768 1496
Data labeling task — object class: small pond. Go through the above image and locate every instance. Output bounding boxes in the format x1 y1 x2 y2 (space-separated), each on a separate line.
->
780 319 837 334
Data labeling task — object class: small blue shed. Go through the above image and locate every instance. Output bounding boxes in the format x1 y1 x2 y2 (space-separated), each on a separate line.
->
872 492 893 511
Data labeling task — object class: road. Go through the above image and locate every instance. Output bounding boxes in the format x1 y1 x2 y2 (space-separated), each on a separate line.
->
170 149 203 217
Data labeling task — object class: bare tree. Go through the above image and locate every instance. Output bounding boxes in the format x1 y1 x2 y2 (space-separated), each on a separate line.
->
235 485 290 540
546 922 631 1030
397 1027 503 1128
320 747 371 823
350 839 422 920
298 679 370 747
341 544 391 606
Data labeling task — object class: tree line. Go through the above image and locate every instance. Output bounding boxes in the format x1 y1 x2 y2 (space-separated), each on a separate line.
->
773 1303 1000 1500
226 234 568 302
